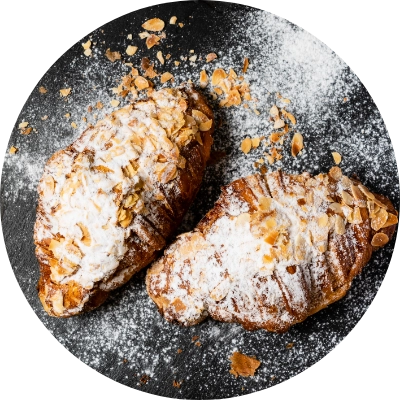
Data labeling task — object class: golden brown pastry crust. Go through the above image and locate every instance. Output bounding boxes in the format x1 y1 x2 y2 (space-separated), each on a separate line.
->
146 169 397 332
35 85 214 317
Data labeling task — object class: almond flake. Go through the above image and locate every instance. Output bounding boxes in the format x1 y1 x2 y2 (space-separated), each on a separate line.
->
332 152 342 164
371 232 389 247
39 86 47 94
382 212 398 228
127 34 132 40
351 207 363 224
19 121 29 129
291 132 303 157
134 76 149 90
274 119 285 129
82 40 91 50
206 52 218 63
251 137 261 148
174 61 180 66
64 113 71 118
126 45 138 56
240 137 252 154
229 351 261 377
160 72 173 84
110 99 120 107
199 70 208 88
157 51 165 64
105 48 121 62
170 16 177 24
84 48 92 57
318 213 329 227
286 112 296 125
178 23 184 28
371 208 388 231
142 18 165 31
96 101 103 109
146 34 160 49
329 166 342 181
9 146 18 154
269 105 279 117
212 68 227 86
189 55 197 62
21 127 32 135
341 190 354 206
335 215 346 235
60 88 71 97
242 57 249 73
199 119 213 132
71 122 77 129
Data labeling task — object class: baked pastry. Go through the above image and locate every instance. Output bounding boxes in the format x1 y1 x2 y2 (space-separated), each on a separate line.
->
146 168 397 332
34 85 214 317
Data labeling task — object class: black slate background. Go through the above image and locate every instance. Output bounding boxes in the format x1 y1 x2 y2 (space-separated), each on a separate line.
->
1 0 399 399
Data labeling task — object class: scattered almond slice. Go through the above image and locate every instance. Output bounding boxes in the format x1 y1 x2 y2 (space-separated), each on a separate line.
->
189 55 197 62
206 52 218 63
170 16 177 24
82 40 91 50
19 121 29 129
160 72 173 84
199 70 208 88
174 61 180 66
84 48 92 57
110 99 120 107
242 57 249 73
274 119 285 129
127 34 132 40
229 352 261 378
291 132 303 157
21 127 33 135
178 22 184 28
105 48 121 62
71 122 77 129
240 137 252 154
251 137 261 148
60 88 72 97
371 232 389 247
332 152 342 164
142 18 165 31
146 34 161 49
96 101 103 109
157 51 165 64
126 45 138 56
135 76 149 90
212 68 227 86
382 212 398 228
64 113 71 118
9 146 18 154
39 86 47 94
269 105 279 117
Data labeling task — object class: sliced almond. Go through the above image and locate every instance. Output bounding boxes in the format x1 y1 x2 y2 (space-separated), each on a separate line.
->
110 99 120 107
291 132 303 157
105 49 121 62
126 45 138 56
371 232 389 247
318 213 329 227
371 208 388 231
351 184 366 203
350 207 363 224
135 76 149 90
269 105 279 117
160 164 177 184
160 72 173 84
170 16 177 24
212 68 227 86
258 197 272 212
60 88 71 97
142 18 165 31
39 86 47 94
329 166 342 181
82 40 91 50
240 137 252 154
358 184 375 200
264 230 279 245
286 112 296 125
199 70 209 88
332 152 342 164
372 197 388 210
199 119 213 132
294 235 306 261
9 146 18 154
341 191 354 206
242 57 249 73
156 51 165 64
251 137 261 148
382 212 398 228
206 52 218 63
274 119 285 129
146 34 160 49
335 215 346 235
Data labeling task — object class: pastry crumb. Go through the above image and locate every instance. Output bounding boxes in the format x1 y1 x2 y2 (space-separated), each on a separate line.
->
229 351 261 378
105 48 121 62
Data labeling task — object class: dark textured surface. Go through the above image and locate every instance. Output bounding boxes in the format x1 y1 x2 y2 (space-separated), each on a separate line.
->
1 1 399 399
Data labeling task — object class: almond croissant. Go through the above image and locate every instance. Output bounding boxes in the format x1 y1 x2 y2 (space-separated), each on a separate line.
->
34 85 214 317
146 168 397 332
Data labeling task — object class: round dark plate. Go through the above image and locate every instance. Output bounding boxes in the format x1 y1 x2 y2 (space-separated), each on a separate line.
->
1 1 399 399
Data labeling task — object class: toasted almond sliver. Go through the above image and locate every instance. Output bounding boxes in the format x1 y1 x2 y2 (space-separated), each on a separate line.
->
251 137 261 149
156 51 165 64
146 34 161 49
351 184 365 201
291 132 303 157
110 99 120 107
199 70 209 88
286 112 296 125
372 197 388 210
84 48 92 57
142 18 165 31
382 212 398 228
269 105 279 117
82 40 91 50
170 16 177 24
335 215 346 235
19 121 29 129
206 53 218 63
160 72 173 84
135 76 149 90
332 152 342 165
60 88 71 97
199 119 213 132
358 184 375 200
371 208 388 231
351 207 363 224
126 45 138 56
329 166 342 181
9 146 18 154
105 48 121 62
39 86 47 94
274 119 285 129
258 197 272 212
242 57 249 73
240 137 252 154
371 232 389 247
265 230 279 245
212 68 227 86
341 191 354 206
318 213 329 227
